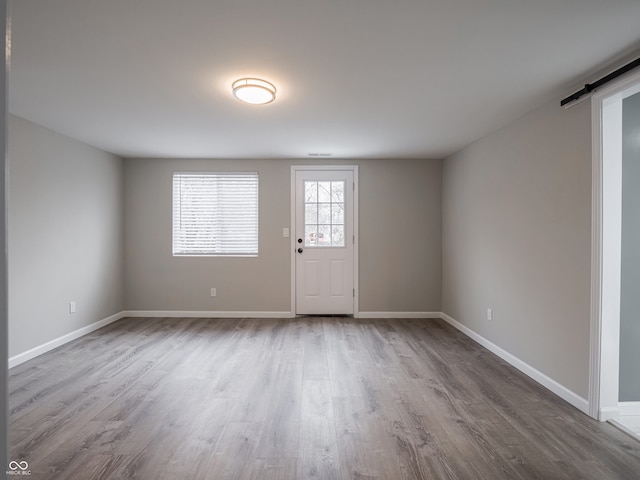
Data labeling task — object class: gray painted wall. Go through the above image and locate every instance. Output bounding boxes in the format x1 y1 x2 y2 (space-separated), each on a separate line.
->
1 0 8 467
8 115 125 357
124 157 442 314
442 98 592 398
620 91 640 402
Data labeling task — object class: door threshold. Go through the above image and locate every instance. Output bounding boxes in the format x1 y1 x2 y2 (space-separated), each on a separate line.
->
608 418 640 444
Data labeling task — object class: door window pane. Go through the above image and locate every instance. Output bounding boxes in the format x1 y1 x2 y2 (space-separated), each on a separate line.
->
318 203 331 224
305 182 317 203
305 225 318 245
332 204 344 224
331 181 344 202
305 204 318 224
318 225 331 245
304 180 346 247
318 181 331 202
332 225 345 246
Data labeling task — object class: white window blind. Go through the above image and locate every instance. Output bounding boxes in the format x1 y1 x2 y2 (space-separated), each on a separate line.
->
173 172 259 256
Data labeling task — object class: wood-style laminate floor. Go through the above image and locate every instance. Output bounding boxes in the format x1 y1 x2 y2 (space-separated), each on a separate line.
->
9 317 640 479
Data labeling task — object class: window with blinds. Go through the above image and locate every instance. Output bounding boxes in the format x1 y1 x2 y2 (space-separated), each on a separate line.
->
172 172 259 256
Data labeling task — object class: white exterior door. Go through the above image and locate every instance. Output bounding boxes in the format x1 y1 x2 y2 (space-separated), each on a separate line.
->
293 167 356 315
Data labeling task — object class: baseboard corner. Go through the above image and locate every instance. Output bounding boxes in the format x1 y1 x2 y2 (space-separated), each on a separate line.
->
9 311 127 369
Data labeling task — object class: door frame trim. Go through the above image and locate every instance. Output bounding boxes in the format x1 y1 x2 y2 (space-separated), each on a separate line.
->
290 165 359 317
589 69 640 420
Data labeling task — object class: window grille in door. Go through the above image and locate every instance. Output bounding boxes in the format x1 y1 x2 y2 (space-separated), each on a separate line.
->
304 180 345 247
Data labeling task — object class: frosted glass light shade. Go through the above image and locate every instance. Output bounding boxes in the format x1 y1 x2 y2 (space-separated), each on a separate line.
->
232 78 276 105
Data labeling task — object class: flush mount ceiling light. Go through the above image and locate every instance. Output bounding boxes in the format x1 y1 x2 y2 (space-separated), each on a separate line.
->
232 78 276 105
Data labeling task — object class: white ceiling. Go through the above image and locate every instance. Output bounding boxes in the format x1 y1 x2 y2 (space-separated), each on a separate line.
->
8 0 640 159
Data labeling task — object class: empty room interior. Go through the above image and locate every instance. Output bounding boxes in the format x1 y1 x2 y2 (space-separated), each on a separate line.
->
3 0 640 479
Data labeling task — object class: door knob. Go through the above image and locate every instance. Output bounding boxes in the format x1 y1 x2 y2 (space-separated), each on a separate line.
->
297 248 303 253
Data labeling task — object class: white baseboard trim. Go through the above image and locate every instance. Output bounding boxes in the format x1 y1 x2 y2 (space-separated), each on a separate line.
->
9 311 127 369
600 406 620 421
440 312 589 415
121 310 295 319
598 403 640 421
358 312 441 319
9 310 294 367
619 402 640 416
126 311 440 319
7 308 593 419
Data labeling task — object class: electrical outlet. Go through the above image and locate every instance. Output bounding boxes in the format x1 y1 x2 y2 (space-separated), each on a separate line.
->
487 308 493 321
210 288 217 297
69 301 77 314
